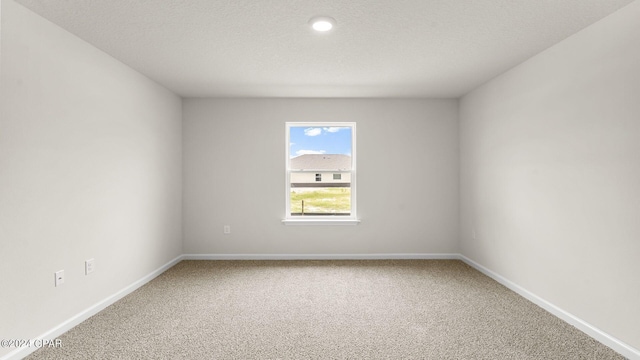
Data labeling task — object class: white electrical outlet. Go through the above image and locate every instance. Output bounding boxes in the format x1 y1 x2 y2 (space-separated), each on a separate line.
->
85 258 95 275
223 225 231 234
54 270 64 287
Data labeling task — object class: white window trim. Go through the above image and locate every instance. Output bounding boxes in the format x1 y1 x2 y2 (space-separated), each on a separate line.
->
282 218 361 225
283 122 359 225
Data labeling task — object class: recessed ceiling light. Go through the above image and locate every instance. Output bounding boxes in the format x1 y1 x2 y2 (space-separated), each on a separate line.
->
309 16 336 32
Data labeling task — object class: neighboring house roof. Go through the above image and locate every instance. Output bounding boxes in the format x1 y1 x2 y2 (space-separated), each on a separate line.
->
290 154 351 170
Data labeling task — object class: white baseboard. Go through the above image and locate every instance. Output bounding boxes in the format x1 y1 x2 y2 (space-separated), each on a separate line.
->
2 255 184 360
459 255 640 360
182 253 462 260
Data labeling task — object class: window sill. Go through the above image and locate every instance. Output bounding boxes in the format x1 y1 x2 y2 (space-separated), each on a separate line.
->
282 218 361 226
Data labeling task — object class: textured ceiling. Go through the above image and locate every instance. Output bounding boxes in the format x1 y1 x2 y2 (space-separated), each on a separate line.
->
14 0 636 98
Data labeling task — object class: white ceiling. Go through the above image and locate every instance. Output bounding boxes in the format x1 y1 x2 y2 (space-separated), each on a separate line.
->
15 0 635 98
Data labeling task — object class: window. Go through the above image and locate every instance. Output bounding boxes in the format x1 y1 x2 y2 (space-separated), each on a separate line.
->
284 122 358 225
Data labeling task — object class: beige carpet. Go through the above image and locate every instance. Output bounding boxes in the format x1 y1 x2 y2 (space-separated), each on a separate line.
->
27 260 623 359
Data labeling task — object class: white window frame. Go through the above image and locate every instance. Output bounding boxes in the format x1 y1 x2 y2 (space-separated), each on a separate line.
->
283 122 359 225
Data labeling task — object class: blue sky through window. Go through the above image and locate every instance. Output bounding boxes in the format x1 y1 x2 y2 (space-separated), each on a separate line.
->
289 126 352 158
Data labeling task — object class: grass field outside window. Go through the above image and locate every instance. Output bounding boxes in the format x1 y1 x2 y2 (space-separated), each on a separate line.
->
290 187 351 215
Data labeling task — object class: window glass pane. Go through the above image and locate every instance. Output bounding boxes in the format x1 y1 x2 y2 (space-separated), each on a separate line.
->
290 186 351 216
287 123 355 219
288 126 352 170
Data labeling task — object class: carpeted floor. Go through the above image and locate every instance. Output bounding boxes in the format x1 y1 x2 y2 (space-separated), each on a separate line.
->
27 260 623 359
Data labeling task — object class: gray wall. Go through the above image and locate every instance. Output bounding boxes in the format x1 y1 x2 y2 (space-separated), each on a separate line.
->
183 98 459 255
459 0 640 350
0 1 182 356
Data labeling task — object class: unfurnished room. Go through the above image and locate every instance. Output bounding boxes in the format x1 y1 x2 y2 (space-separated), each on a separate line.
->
1 0 639 359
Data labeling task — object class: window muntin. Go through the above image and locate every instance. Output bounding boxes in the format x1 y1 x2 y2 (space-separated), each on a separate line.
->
286 123 356 219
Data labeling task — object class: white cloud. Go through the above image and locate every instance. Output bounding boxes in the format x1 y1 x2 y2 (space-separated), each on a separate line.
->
289 142 295 146
323 127 348 133
304 128 322 136
296 149 326 156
